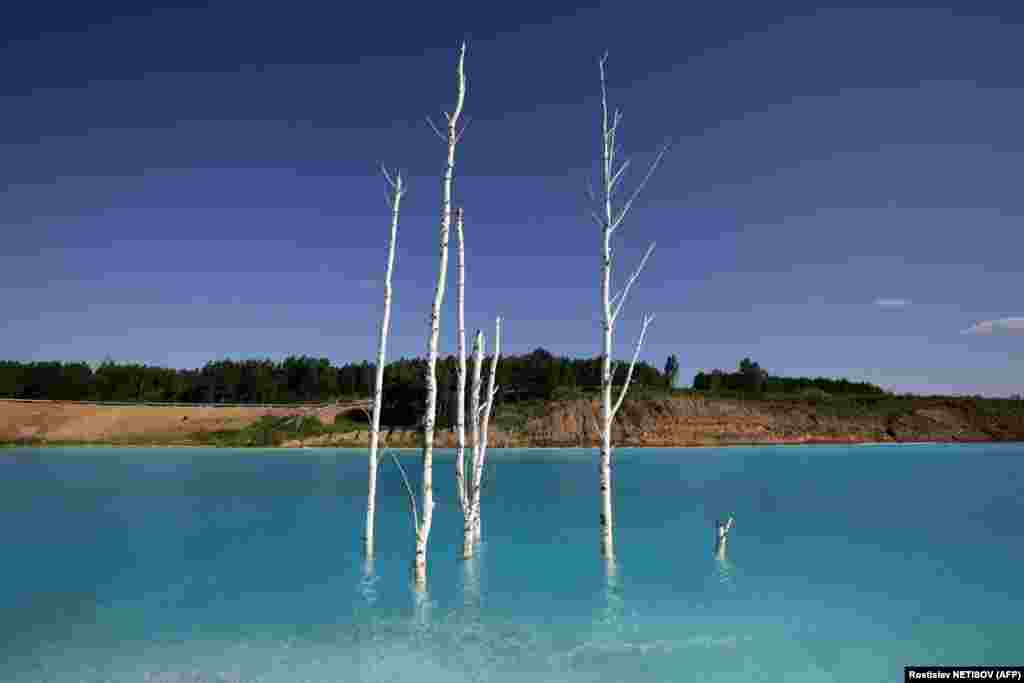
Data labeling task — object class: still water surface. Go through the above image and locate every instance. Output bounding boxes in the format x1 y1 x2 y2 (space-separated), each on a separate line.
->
1 444 1022 682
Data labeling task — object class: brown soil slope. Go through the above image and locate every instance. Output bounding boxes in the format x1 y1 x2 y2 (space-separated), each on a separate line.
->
0 400 366 445
505 395 1024 447
3 395 1023 448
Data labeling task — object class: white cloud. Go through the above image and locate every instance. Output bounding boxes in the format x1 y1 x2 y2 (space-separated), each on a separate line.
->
961 317 1024 335
874 298 910 308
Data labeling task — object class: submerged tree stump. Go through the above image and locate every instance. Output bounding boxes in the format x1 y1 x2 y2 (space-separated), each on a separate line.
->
714 515 735 561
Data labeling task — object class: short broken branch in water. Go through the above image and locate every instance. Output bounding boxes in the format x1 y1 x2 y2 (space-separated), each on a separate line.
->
714 515 735 560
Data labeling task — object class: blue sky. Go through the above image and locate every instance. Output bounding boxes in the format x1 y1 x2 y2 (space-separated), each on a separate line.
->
2 1 1022 396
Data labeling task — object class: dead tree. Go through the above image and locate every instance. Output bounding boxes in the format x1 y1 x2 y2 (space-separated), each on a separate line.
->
587 52 669 559
413 42 467 588
714 515 735 562
466 318 500 553
454 207 471 555
364 166 406 559
452 205 501 558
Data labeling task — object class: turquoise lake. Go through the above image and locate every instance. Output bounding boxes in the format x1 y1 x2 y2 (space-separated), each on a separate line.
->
1 444 1022 682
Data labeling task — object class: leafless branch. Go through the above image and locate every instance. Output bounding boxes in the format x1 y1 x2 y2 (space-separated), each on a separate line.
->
381 164 407 204
390 451 419 531
380 163 395 190
599 52 611 178
610 142 670 234
609 158 630 195
449 42 468 128
454 114 472 145
609 287 623 313
426 115 446 142
481 317 500 434
607 109 622 162
611 242 656 324
612 313 655 418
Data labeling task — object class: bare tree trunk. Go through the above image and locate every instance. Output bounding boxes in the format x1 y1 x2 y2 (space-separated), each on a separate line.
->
468 317 500 549
465 331 484 558
454 207 473 559
714 516 734 562
600 223 615 559
415 42 467 588
590 53 667 560
365 168 405 559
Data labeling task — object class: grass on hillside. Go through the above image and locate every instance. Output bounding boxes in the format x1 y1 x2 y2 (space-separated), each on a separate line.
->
193 413 367 447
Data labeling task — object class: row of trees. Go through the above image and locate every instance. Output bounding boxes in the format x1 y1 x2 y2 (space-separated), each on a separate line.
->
4 353 893 410
0 357 371 403
0 352 669 408
692 357 888 396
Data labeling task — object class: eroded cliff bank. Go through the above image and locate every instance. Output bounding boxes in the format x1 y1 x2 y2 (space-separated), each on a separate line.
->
4 394 1023 448
285 394 1024 448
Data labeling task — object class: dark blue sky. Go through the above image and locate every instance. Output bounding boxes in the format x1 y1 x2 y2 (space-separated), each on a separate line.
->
2 1 1023 396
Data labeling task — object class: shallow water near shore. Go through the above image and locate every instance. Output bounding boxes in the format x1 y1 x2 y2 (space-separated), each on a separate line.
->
2 443 1023 682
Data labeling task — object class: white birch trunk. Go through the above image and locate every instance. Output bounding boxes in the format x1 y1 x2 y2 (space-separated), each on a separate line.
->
469 317 500 548
365 168 405 559
414 42 466 588
714 516 734 561
600 224 615 559
454 207 472 559
465 330 484 558
592 53 667 560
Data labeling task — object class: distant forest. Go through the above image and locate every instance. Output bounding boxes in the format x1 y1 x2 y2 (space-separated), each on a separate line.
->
0 353 896 426
0 351 665 427
693 358 887 396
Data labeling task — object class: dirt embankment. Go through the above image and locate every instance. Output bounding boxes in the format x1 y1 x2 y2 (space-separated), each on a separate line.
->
0 400 365 446
291 395 1024 448
4 395 1023 448
504 395 1024 447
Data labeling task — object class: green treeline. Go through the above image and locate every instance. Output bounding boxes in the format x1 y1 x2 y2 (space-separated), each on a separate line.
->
0 358 362 404
2 353 901 427
692 357 887 396
0 350 666 426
